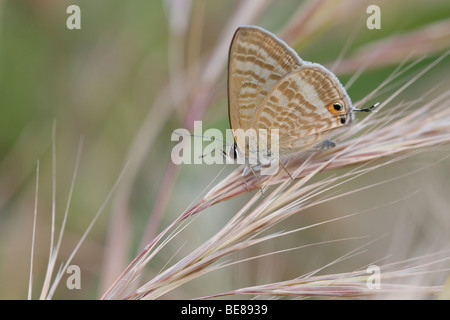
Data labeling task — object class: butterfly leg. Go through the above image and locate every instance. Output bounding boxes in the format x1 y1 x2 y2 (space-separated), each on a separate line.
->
240 165 252 191
313 139 336 150
261 157 293 180
278 159 294 180
251 165 265 196
243 164 265 195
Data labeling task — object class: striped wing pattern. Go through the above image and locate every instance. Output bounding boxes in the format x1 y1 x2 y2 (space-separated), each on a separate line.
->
228 25 353 162
252 64 352 158
228 26 303 133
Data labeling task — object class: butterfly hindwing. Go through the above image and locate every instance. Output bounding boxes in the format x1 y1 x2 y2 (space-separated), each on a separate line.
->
250 64 352 157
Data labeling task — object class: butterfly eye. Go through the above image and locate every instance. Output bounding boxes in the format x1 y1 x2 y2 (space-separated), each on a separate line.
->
333 103 343 111
340 115 346 124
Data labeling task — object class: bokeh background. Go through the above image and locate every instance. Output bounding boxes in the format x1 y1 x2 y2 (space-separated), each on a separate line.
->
0 0 449 299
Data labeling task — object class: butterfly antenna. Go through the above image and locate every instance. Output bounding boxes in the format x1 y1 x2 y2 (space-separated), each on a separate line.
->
172 130 229 144
278 159 294 180
249 165 265 196
354 102 380 113
172 130 230 159
199 147 225 159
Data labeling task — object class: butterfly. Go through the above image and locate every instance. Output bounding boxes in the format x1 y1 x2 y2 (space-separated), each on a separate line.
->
227 25 372 176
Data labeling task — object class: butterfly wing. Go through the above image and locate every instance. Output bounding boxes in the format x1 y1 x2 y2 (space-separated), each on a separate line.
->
250 64 353 160
228 25 304 143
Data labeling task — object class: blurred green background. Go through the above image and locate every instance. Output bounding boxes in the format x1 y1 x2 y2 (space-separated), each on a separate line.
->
0 0 449 299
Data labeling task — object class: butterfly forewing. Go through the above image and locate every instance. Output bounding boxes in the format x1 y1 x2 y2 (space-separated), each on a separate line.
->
228 26 304 138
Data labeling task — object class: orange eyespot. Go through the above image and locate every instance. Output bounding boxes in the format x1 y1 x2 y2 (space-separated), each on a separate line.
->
328 102 344 114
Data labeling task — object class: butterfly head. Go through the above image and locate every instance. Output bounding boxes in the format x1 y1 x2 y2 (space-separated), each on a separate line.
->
225 142 239 162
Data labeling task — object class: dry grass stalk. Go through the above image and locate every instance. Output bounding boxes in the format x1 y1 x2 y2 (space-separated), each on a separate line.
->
17 2 449 300
101 50 450 299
